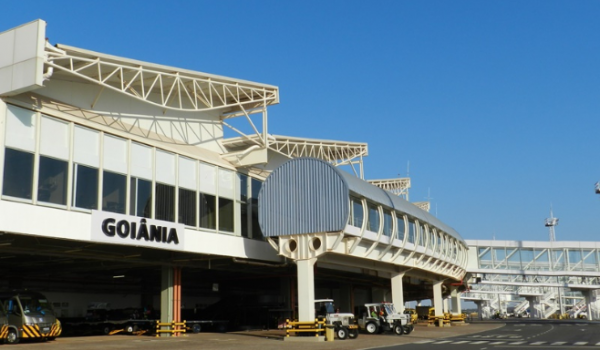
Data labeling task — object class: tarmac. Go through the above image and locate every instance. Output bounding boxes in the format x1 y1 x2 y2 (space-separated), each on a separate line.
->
8 322 504 350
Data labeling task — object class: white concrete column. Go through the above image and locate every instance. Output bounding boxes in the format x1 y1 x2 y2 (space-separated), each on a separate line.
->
161 266 174 329
433 280 444 318
391 271 405 313
526 296 538 318
474 300 483 320
443 297 449 313
450 287 461 314
297 258 317 322
584 290 594 321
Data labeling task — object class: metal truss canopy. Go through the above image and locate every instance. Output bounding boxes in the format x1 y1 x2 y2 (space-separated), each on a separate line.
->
368 178 411 200
44 43 279 113
222 134 368 177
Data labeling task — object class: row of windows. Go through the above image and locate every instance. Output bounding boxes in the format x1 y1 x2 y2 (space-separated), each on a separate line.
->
349 196 465 265
1 105 263 239
478 247 600 271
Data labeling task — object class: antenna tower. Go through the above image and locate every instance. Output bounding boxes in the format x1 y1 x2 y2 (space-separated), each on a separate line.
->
544 207 559 241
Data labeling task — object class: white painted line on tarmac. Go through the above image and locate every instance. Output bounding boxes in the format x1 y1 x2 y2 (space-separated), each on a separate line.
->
550 342 567 345
529 341 546 345
451 341 470 344
470 341 489 344
509 341 526 345
573 341 588 345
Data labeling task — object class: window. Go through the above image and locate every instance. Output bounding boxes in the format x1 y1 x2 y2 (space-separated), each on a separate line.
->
38 156 68 205
179 188 196 226
73 164 98 210
199 193 216 229
250 178 263 239
155 183 175 222
350 197 363 227
407 220 416 244
367 203 379 232
239 174 249 238
218 197 234 232
102 171 126 214
2 148 34 199
383 210 392 237
130 177 152 218
397 215 405 241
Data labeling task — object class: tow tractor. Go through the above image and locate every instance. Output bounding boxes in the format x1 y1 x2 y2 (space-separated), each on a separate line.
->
356 302 413 335
314 299 359 340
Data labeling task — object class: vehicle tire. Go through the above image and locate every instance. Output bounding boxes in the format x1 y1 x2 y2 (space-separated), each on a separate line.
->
336 326 348 340
103 325 113 335
6 329 19 344
192 324 201 334
404 325 413 335
348 328 359 339
365 322 379 334
393 324 404 336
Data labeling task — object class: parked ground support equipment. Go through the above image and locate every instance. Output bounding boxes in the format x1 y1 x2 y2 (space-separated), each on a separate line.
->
356 302 413 335
155 320 186 337
0 303 8 341
0 291 62 344
315 299 359 340
285 319 326 338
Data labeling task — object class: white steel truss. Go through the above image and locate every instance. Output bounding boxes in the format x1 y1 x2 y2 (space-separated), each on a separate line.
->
44 43 279 114
222 134 368 178
368 178 411 201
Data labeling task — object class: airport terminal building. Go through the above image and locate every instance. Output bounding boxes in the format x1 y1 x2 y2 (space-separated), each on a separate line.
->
0 20 470 330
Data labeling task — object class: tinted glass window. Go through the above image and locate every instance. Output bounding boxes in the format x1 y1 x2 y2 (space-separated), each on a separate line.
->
38 156 68 205
178 188 196 226
102 171 126 213
73 164 98 209
219 197 234 232
199 193 216 229
130 177 152 218
155 183 175 222
2 148 34 199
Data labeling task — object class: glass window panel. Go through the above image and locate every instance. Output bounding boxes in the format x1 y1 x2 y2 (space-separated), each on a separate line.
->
568 249 582 270
199 193 216 230
179 156 197 190
73 126 99 168
218 197 234 232
103 135 127 174
40 115 69 160
239 174 249 238
102 171 126 214
582 250 597 271
408 220 416 244
218 168 234 199
5 105 36 152
418 224 426 246
250 179 262 239
178 188 196 226
493 248 506 267
383 210 392 237
130 143 152 180
155 183 175 222
367 203 379 232
397 216 405 242
507 249 521 270
73 164 98 210
155 150 175 184
351 197 363 227
38 156 68 205
2 148 34 199
130 177 152 218
199 162 216 195
552 249 565 270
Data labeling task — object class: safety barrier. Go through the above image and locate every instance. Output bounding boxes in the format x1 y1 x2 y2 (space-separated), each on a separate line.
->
155 320 187 337
285 319 326 337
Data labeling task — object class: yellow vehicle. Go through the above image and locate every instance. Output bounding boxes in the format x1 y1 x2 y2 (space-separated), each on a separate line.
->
403 308 418 324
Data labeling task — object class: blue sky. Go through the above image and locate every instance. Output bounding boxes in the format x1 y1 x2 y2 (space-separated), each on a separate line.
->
3 0 599 243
